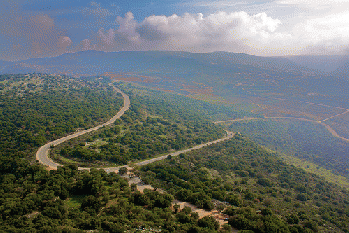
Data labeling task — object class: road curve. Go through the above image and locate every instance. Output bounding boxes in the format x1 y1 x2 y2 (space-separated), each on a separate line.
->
36 83 235 173
36 83 130 170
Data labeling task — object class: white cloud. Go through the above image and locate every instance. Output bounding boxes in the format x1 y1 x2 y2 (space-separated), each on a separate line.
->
277 0 349 6
273 0 349 54
2 1 349 59
163 0 349 55
84 11 295 55
66 1 349 56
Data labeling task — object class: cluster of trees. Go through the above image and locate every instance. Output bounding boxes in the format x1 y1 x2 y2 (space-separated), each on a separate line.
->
1 73 348 232
53 83 226 166
0 74 123 164
225 206 319 233
139 134 349 232
0 163 233 232
0 74 233 232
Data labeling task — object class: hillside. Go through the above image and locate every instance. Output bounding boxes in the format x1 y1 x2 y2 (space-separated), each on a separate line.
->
2 51 348 109
49 82 240 167
1 65 349 232
139 135 349 232
1 51 309 75
285 55 349 73
0 74 238 232
2 51 349 188
0 74 124 163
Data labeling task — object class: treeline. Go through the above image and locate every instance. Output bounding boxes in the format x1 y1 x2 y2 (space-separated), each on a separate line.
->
53 82 226 166
139 134 349 232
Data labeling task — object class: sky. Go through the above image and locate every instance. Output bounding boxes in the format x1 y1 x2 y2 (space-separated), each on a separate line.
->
1 0 349 61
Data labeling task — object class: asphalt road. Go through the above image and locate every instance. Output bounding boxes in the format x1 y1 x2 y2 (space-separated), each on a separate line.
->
36 84 130 170
36 83 235 172
101 131 235 173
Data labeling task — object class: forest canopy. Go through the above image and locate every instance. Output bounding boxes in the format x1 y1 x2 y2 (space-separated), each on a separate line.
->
50 82 231 167
0 74 348 232
139 134 349 232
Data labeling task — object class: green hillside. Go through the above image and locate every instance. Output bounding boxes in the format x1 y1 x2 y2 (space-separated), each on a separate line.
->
0 73 348 232
50 82 247 167
0 74 123 166
0 74 232 232
139 135 349 232
226 119 349 184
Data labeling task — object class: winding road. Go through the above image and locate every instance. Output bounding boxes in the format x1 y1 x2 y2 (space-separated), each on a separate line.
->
36 83 235 172
36 84 130 170
36 81 349 173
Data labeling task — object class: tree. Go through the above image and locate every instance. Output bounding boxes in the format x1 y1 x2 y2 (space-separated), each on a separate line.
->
118 167 128 175
286 214 299 224
198 216 219 230
173 204 180 213
131 183 137 192
81 195 102 213
304 221 318 233
228 215 251 230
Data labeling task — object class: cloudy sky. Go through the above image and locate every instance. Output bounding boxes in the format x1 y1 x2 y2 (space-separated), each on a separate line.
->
1 0 349 61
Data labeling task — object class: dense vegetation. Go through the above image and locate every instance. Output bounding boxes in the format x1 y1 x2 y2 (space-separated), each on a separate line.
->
226 119 349 179
51 83 227 166
5 51 349 190
1 164 233 232
0 74 233 232
1 73 348 232
139 135 349 232
0 74 124 172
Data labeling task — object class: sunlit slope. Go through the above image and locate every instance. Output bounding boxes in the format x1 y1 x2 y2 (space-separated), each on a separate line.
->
140 134 349 233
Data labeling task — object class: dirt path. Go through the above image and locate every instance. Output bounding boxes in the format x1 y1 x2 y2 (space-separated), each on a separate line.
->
172 200 232 227
214 117 259 124
215 116 349 143
321 109 349 122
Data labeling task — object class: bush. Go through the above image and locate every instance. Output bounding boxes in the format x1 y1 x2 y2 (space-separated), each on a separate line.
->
198 216 219 230
118 167 128 175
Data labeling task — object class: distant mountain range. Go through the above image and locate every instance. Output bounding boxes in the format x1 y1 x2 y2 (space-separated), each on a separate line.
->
2 50 345 76
1 51 348 106
286 55 349 74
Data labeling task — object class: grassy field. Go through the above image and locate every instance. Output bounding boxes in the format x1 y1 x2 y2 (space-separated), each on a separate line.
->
279 154 349 189
65 195 86 208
